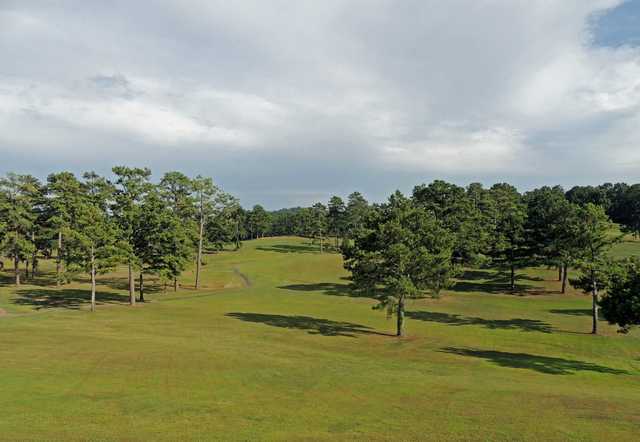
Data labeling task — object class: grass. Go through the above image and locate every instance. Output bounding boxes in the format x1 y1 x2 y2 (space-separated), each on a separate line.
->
1 236 639 441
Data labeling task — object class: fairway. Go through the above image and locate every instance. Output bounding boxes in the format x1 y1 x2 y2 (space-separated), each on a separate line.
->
1 237 639 441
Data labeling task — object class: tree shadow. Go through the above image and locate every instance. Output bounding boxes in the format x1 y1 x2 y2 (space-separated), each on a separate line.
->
256 243 320 254
440 347 629 375
451 280 535 295
0 270 61 288
278 282 372 298
451 270 544 295
225 312 390 337
549 309 591 317
406 311 552 333
12 288 130 310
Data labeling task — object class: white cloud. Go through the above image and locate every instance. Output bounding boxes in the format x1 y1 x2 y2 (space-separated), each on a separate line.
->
0 0 639 206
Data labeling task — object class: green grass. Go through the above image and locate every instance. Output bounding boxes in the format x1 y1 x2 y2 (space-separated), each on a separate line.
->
1 237 639 441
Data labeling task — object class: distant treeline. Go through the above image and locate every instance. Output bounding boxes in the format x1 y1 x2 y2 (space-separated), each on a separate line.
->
261 182 640 243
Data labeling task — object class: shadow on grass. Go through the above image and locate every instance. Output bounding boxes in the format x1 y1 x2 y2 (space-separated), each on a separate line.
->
452 270 546 295
278 282 368 298
407 311 552 333
0 270 63 288
256 243 320 254
549 309 591 317
226 312 390 337
12 288 129 310
440 347 628 375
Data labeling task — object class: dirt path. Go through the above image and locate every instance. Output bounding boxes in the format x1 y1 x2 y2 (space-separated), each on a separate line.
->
233 267 252 288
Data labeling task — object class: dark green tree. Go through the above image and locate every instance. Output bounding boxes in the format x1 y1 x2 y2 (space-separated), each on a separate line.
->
310 202 328 252
569 204 620 334
45 172 84 286
328 196 347 249
600 258 640 333
343 191 456 337
488 183 530 292
0 173 41 285
64 177 122 312
133 189 192 298
112 166 152 305
345 192 369 238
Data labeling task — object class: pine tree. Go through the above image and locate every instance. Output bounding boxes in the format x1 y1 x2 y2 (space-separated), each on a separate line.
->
343 191 456 336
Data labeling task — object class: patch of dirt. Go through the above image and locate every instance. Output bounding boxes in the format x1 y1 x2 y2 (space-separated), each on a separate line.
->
0 308 7 316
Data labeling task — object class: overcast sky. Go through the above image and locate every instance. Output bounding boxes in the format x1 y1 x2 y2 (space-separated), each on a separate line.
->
1 0 640 208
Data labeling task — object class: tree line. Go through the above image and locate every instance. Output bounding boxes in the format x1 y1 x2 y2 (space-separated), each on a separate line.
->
0 167 244 311
264 180 640 337
2 172 638 335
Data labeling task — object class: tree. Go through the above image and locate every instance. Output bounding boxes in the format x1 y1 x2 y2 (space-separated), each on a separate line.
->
345 192 369 238
328 196 346 248
64 178 121 312
44 172 83 286
488 183 529 292
413 180 489 264
133 189 192 298
205 193 242 250
0 173 40 285
614 184 640 238
310 203 328 252
600 258 640 333
343 191 456 337
569 204 619 334
248 205 270 239
524 186 580 293
112 166 152 305
191 176 218 289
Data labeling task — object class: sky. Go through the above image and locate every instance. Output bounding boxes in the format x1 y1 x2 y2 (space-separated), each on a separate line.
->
1 0 640 209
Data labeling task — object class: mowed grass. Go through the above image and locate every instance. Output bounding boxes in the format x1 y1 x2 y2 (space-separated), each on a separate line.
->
1 237 639 441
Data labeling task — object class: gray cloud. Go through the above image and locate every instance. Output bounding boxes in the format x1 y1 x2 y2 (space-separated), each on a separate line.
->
1 0 639 208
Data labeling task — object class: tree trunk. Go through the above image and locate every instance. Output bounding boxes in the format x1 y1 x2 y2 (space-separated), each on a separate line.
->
558 265 563 281
128 261 136 306
195 210 204 289
25 260 30 280
90 246 96 312
561 263 568 294
14 255 20 286
174 277 178 292
396 294 405 337
235 220 240 250
510 264 515 292
31 231 37 278
139 272 145 302
320 235 323 253
591 279 599 335
56 230 62 287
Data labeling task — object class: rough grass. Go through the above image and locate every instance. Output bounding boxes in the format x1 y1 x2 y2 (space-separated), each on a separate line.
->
1 237 639 441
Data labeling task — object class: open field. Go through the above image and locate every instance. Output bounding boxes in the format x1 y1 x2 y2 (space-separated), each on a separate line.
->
1 236 639 441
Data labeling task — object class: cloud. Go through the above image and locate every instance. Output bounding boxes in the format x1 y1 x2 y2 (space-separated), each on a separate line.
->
0 0 639 207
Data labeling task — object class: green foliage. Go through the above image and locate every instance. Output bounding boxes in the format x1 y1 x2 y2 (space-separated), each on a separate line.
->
327 196 346 241
133 190 191 284
0 173 41 282
487 183 530 290
345 192 369 237
248 204 271 239
413 180 491 263
600 258 640 333
343 191 456 336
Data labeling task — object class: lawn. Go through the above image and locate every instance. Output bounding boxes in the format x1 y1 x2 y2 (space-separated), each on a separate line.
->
1 236 639 441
